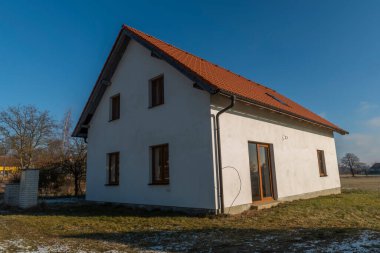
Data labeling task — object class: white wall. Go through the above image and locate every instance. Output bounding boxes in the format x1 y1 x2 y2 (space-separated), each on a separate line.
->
211 95 341 208
86 39 216 209
86 38 341 212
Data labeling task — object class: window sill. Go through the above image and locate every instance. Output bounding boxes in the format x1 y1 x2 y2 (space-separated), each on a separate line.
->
108 118 120 122
148 104 164 109
319 175 328 177
148 182 169 186
105 183 119 186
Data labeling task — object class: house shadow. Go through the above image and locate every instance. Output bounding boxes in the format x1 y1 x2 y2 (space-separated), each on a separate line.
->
1 202 378 251
62 227 375 252
0 202 209 218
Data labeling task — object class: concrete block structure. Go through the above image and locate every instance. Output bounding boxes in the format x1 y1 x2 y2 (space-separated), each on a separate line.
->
4 169 39 209
4 183 20 206
19 169 39 209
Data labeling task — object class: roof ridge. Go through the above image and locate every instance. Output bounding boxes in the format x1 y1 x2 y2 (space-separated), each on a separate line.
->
73 24 347 138
122 24 275 92
120 24 347 134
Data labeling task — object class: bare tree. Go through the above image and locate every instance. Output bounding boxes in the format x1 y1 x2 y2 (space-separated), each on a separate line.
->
0 142 6 156
0 105 56 169
357 162 370 176
61 137 87 196
59 111 86 196
341 153 360 177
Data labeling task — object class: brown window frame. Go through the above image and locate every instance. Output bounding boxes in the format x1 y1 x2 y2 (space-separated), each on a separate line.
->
149 75 164 108
150 144 169 185
107 152 119 185
110 94 120 121
317 150 327 177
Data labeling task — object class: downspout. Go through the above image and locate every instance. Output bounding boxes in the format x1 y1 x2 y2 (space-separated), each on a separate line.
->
215 94 236 214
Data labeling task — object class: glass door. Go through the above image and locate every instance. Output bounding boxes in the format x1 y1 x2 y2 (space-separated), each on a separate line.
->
248 143 261 201
248 142 274 202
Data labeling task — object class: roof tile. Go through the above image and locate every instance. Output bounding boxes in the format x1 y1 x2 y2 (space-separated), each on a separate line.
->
123 25 346 134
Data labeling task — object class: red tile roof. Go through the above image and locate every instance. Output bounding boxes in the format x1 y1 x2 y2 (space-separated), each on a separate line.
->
122 25 347 134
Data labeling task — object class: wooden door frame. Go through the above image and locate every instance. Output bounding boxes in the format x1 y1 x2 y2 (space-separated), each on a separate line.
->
249 141 275 203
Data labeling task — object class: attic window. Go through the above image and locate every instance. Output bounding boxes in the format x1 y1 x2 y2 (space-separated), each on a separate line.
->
149 75 164 107
110 94 120 121
265 93 288 106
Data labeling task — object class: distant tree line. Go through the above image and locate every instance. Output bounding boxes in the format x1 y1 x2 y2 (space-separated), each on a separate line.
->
339 153 372 177
0 105 86 196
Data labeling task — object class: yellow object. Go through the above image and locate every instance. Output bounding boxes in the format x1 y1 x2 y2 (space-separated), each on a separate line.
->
0 166 18 174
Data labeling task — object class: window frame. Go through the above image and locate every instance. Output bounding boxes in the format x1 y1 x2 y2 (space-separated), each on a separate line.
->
149 75 164 108
107 152 120 185
109 93 120 121
265 92 289 107
317 150 327 177
150 143 169 185
248 141 275 202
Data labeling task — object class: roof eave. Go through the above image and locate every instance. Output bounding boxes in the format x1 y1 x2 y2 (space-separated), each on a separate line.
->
217 91 349 135
122 26 218 94
73 27 220 138
72 29 131 138
73 25 348 138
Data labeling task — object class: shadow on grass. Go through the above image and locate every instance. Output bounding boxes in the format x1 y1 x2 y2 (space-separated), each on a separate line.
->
0 202 209 218
62 227 377 252
1 189 378 218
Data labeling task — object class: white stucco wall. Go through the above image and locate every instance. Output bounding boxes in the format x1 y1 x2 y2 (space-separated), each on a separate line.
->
86 39 216 209
211 95 341 208
85 38 342 212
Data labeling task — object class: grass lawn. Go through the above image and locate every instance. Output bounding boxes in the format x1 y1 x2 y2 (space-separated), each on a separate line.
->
340 174 380 191
0 176 379 252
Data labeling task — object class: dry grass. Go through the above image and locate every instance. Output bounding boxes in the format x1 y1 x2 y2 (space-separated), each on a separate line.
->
341 175 380 191
0 177 379 252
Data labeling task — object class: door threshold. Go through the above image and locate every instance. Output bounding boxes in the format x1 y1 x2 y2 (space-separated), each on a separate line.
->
251 200 279 210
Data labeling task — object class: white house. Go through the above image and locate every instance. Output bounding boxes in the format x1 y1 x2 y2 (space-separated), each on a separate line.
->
73 25 348 214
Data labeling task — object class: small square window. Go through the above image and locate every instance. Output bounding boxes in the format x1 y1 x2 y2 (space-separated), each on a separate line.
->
107 152 119 185
150 76 164 107
317 150 327 177
151 144 169 184
110 94 120 121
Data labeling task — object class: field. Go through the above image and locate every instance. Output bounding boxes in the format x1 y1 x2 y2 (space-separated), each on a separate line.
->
0 176 379 252
340 174 380 191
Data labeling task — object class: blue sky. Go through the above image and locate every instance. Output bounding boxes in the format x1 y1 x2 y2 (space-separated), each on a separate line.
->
0 0 379 163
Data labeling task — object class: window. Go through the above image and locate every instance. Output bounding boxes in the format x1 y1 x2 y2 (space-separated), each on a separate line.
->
150 76 164 107
110 94 120 121
107 152 119 185
317 150 327 177
151 144 169 184
265 92 289 107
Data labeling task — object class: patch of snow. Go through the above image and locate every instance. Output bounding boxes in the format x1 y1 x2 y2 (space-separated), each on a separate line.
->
0 239 32 251
0 239 73 253
325 230 380 252
33 244 71 253
291 230 380 253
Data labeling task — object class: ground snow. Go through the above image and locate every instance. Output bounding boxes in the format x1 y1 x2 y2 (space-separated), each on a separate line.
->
324 230 380 252
0 230 379 252
292 230 380 253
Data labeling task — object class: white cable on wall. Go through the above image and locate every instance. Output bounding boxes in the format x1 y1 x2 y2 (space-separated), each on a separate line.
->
223 166 242 214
